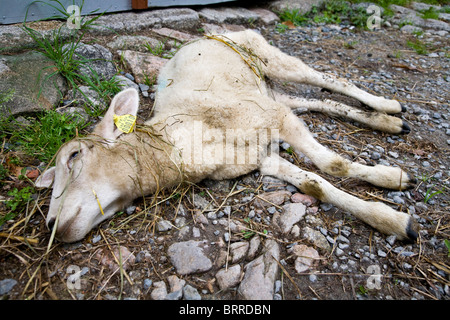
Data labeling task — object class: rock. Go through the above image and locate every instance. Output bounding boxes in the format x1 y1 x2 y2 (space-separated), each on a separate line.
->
0 278 17 295
167 240 213 275
303 226 331 251
118 50 167 83
289 244 321 273
269 0 326 14
198 7 260 25
247 235 261 260
390 4 450 31
230 241 249 263
291 193 317 206
91 8 199 34
320 203 333 212
192 194 213 211
152 28 199 42
411 2 441 12
254 190 291 208
156 219 172 232
238 239 280 300
143 279 153 290
0 52 67 116
183 284 201 300
217 218 246 233
155 8 200 30
96 246 136 271
193 211 209 225
262 176 286 191
151 281 167 300
400 25 423 34
68 85 105 108
56 106 89 124
107 35 160 52
273 202 306 234
215 264 242 290
166 275 185 300
65 43 116 80
250 8 280 25
115 75 140 91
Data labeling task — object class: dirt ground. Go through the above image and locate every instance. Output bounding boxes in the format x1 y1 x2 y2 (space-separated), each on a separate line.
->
0 12 449 302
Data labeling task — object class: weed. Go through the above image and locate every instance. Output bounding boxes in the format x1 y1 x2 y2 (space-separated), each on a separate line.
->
0 89 15 106
1 186 35 227
358 285 369 295
0 164 8 185
277 0 371 29
275 23 289 33
143 73 158 87
423 185 444 203
278 8 311 26
144 40 166 57
445 239 450 257
0 110 87 163
419 7 441 20
407 39 429 55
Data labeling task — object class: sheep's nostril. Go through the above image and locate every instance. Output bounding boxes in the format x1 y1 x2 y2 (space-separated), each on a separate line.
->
47 217 56 231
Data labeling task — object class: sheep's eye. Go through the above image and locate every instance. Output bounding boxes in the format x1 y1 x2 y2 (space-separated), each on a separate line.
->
69 151 79 160
67 151 80 169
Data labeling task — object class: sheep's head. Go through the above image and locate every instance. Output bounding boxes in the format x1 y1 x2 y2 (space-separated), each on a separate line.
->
36 89 139 242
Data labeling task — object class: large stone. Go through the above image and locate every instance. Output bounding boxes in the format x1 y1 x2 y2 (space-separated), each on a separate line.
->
303 226 331 251
118 50 167 83
289 244 321 273
65 43 116 80
156 8 200 30
0 51 67 116
254 190 291 208
238 239 280 300
250 8 280 25
151 281 168 300
0 23 72 53
0 279 18 295
151 28 199 42
167 240 213 275
92 8 199 34
389 4 450 31
273 202 306 234
199 7 260 25
95 245 136 271
269 0 326 14
215 264 242 290
107 35 160 52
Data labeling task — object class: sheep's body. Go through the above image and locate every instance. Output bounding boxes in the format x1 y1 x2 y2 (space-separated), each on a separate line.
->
37 30 418 243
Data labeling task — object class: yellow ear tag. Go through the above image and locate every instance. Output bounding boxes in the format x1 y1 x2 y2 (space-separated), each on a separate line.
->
113 114 136 134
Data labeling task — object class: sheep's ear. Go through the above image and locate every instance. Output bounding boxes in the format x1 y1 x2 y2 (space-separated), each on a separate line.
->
92 88 139 143
35 167 56 188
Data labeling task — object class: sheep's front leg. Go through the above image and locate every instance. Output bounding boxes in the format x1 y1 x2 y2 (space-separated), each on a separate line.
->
259 154 418 241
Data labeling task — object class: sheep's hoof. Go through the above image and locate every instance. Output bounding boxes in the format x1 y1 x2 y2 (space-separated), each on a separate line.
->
406 218 419 243
400 121 411 135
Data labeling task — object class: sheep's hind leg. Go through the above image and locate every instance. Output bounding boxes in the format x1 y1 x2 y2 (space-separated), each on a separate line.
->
278 110 416 190
231 30 403 114
260 154 418 241
274 92 411 134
